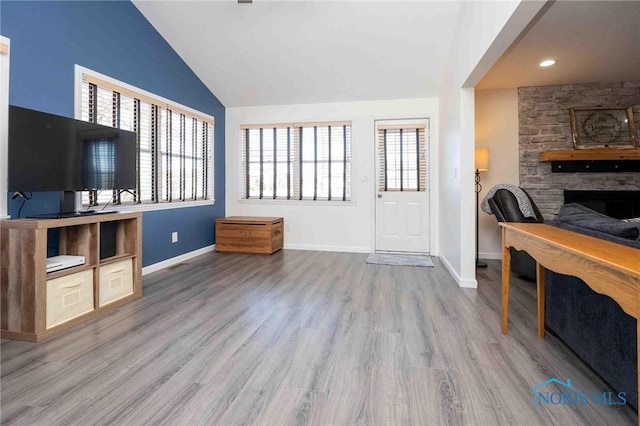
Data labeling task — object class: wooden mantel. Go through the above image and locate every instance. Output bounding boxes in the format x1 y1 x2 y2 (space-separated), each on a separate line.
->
540 148 640 162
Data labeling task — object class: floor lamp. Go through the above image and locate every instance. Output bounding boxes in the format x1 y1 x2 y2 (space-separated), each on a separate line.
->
475 148 489 268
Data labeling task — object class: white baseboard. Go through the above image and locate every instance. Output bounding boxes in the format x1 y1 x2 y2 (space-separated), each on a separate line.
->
459 277 478 288
142 245 215 276
141 244 479 290
479 251 502 260
440 253 478 289
284 243 371 253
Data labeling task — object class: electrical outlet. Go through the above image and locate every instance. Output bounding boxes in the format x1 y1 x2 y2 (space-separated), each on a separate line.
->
171 232 178 243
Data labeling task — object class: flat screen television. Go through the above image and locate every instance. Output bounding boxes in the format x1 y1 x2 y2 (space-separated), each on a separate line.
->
8 105 137 215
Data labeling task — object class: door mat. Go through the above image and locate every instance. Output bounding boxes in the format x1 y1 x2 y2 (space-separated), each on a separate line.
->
366 253 434 267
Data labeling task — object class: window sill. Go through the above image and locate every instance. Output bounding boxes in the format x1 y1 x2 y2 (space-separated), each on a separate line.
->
83 199 215 213
238 198 356 207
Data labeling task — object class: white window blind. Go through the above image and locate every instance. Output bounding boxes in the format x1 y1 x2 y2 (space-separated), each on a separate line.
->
377 124 427 192
241 121 351 201
80 74 213 208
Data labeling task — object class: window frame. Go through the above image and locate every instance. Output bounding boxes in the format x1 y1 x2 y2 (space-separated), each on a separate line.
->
240 121 352 203
74 65 215 213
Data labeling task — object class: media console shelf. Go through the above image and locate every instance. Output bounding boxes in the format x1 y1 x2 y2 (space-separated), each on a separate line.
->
0 212 142 342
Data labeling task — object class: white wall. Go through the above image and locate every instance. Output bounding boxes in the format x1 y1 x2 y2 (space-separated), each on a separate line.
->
226 98 439 254
0 37 10 219
475 89 519 259
437 0 545 287
437 66 466 284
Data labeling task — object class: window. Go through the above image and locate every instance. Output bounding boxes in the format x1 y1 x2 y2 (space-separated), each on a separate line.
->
241 121 351 201
377 124 427 192
78 69 213 208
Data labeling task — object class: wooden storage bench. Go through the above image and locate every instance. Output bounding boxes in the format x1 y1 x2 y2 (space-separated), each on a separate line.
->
215 216 284 254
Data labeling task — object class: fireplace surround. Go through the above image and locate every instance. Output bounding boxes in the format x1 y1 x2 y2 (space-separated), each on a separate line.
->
518 81 640 220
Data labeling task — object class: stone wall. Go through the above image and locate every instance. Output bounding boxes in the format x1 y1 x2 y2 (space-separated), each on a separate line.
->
518 82 640 220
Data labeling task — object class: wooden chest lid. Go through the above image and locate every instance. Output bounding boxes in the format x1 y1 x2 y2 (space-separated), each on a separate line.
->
216 216 283 224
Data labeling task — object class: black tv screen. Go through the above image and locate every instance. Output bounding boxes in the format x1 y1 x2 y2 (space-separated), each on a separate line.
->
8 106 137 192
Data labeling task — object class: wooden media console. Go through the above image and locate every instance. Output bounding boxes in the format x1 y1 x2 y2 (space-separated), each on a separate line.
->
1 212 143 342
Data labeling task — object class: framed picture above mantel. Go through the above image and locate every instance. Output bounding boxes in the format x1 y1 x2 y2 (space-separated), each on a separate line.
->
569 106 637 149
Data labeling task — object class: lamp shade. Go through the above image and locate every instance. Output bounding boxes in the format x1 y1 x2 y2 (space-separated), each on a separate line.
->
475 148 489 171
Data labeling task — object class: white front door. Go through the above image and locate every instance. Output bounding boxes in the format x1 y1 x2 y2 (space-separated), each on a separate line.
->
375 120 429 253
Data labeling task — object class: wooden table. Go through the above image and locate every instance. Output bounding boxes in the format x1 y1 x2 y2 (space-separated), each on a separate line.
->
500 222 640 416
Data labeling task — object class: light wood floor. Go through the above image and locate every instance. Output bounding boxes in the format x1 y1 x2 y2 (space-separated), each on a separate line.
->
1 250 637 425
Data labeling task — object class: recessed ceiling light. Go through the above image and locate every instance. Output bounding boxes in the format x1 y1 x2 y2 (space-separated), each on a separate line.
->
539 59 557 67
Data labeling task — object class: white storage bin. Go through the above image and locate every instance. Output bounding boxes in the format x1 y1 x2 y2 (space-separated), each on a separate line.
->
99 259 134 307
46 269 94 329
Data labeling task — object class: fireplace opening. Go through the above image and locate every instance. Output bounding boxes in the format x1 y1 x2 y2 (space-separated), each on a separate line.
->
564 190 640 219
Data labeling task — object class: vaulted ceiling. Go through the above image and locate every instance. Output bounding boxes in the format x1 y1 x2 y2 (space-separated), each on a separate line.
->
133 0 462 107
133 1 640 107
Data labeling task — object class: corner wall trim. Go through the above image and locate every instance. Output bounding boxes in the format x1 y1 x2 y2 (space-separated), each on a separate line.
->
142 245 215 276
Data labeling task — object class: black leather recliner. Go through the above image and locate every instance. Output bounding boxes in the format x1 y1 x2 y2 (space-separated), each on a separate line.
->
487 188 544 281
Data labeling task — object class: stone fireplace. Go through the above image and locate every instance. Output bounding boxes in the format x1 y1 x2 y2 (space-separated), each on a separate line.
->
518 81 640 220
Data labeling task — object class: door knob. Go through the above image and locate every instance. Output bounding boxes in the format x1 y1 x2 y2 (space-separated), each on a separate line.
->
377 194 382 198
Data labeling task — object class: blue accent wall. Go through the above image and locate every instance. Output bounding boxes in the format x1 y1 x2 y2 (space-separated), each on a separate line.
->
1 1 225 267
